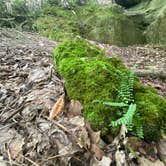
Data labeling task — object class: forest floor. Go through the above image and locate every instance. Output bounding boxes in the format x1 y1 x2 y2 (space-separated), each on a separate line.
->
0 28 166 166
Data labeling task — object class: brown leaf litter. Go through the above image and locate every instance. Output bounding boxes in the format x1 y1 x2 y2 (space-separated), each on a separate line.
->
0 29 109 166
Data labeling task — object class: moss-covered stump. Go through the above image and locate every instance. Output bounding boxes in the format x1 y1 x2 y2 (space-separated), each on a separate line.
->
53 38 166 141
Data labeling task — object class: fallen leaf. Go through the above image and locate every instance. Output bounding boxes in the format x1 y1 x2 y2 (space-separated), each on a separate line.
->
8 136 24 161
49 94 65 120
68 100 83 117
85 122 101 144
76 127 90 149
0 156 7 166
157 139 166 161
69 116 85 127
91 144 105 160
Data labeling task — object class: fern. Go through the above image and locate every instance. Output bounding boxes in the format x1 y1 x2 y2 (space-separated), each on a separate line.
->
93 100 128 107
93 68 144 139
135 113 144 139
111 103 136 128
118 68 135 104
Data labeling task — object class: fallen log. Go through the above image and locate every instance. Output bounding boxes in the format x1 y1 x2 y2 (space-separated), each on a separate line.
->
135 69 166 79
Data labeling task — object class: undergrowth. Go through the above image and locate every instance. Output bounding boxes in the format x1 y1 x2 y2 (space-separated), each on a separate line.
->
33 4 145 46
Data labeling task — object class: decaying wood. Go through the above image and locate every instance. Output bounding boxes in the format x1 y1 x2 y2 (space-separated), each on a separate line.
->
136 69 166 79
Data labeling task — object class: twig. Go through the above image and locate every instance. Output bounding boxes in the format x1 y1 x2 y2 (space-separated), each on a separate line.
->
7 147 13 166
47 153 74 160
2 105 24 123
19 154 40 166
0 18 15 21
0 122 16 130
44 116 71 135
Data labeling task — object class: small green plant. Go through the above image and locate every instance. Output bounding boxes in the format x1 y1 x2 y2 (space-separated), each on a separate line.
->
93 68 144 138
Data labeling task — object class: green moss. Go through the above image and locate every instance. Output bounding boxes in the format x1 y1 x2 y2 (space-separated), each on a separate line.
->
58 56 126 135
134 89 166 141
53 37 104 66
146 14 166 45
53 38 166 141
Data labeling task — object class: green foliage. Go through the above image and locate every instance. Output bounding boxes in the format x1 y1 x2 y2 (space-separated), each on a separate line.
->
118 69 134 104
0 0 41 30
34 6 79 41
0 1 8 18
111 103 136 128
12 0 28 15
33 4 146 46
93 100 128 107
53 38 166 141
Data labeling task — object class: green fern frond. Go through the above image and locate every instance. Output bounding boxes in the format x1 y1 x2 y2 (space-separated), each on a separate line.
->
93 67 144 139
111 103 136 127
102 101 128 107
135 113 144 139
118 68 135 104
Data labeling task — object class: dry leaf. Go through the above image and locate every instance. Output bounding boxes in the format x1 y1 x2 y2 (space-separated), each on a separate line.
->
8 137 24 162
68 100 83 117
69 116 85 127
49 94 65 120
0 156 7 166
85 122 101 144
76 127 90 149
91 144 105 160
139 157 165 166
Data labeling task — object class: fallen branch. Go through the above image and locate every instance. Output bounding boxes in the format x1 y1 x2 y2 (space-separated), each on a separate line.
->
135 69 166 79
0 17 15 21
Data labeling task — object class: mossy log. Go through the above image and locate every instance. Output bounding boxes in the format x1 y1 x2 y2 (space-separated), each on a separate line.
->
53 38 166 141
